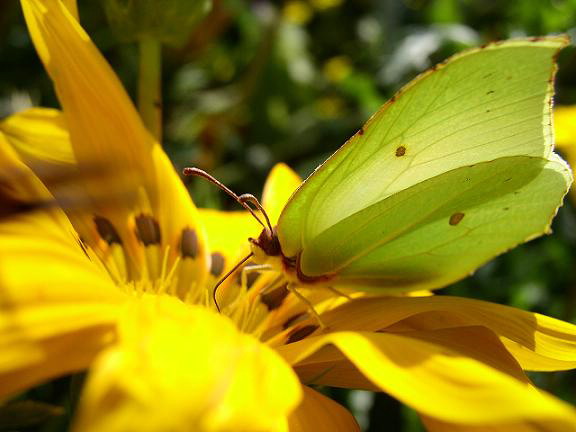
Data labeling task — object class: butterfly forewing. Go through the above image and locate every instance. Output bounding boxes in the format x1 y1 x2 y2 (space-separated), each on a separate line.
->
276 37 571 291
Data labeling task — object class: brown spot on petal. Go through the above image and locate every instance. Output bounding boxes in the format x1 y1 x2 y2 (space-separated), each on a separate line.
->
395 146 406 157
135 214 161 246
180 228 198 258
94 216 122 245
449 212 465 226
210 252 225 277
261 284 289 311
286 325 318 344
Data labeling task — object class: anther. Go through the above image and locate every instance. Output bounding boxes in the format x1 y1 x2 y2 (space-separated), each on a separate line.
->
286 325 319 344
94 216 122 245
135 214 161 245
261 284 289 310
210 252 226 277
180 228 199 258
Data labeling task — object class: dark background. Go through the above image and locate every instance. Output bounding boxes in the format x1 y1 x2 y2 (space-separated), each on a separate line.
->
1 0 575 430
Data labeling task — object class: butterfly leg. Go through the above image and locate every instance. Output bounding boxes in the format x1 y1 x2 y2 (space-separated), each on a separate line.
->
287 283 326 328
324 285 353 301
240 264 272 291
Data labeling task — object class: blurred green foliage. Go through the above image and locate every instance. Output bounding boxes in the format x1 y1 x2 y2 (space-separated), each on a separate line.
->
1 1 576 431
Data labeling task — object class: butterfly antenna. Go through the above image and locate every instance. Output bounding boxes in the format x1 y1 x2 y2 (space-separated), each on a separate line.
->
183 167 273 235
212 252 254 312
238 193 274 235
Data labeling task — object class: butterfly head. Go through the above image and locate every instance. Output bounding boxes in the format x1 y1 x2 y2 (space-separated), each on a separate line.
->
249 226 281 263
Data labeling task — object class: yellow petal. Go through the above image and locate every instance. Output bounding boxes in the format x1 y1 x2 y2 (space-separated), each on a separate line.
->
19 0 210 285
0 203 122 397
152 146 210 290
288 386 360 432
288 327 529 390
554 105 576 149
262 163 302 225
422 414 571 432
199 209 260 265
554 105 576 202
61 0 78 20
278 331 576 427
2 113 209 290
20 0 154 187
320 296 576 371
0 133 124 397
0 107 75 166
73 295 301 432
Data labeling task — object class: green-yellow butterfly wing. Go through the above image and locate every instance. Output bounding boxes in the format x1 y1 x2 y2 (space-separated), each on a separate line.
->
277 36 572 292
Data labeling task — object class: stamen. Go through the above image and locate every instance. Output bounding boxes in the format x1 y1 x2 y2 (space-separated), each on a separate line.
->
210 252 226 277
261 284 289 310
286 325 319 344
135 214 162 245
180 228 199 259
94 216 122 244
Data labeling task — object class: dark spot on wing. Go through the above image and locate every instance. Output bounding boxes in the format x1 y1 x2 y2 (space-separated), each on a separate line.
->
283 312 307 329
286 325 319 344
395 146 406 157
485 109 491 113
261 284 289 310
358 128 364 135
135 214 161 246
390 95 396 103
449 212 465 226
210 252 225 277
482 73 493 79
94 216 122 245
503 207 510 211
180 228 198 258
503 177 512 183
486 90 495 95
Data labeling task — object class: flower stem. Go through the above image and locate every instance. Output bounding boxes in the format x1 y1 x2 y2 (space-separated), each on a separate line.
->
138 38 162 140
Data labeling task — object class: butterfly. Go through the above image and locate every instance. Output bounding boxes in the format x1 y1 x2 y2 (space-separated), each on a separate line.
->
186 36 573 309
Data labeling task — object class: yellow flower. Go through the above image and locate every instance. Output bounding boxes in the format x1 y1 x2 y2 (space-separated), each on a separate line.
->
1 0 576 431
555 105 576 195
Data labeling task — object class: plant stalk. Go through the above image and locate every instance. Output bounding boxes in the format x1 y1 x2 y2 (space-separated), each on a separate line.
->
138 38 162 140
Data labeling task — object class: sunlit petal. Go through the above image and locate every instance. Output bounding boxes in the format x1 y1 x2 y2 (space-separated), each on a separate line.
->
0 135 124 397
262 163 302 225
0 108 74 166
288 386 360 432
73 295 301 432
422 413 571 432
20 0 154 191
278 331 576 427
320 295 576 371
